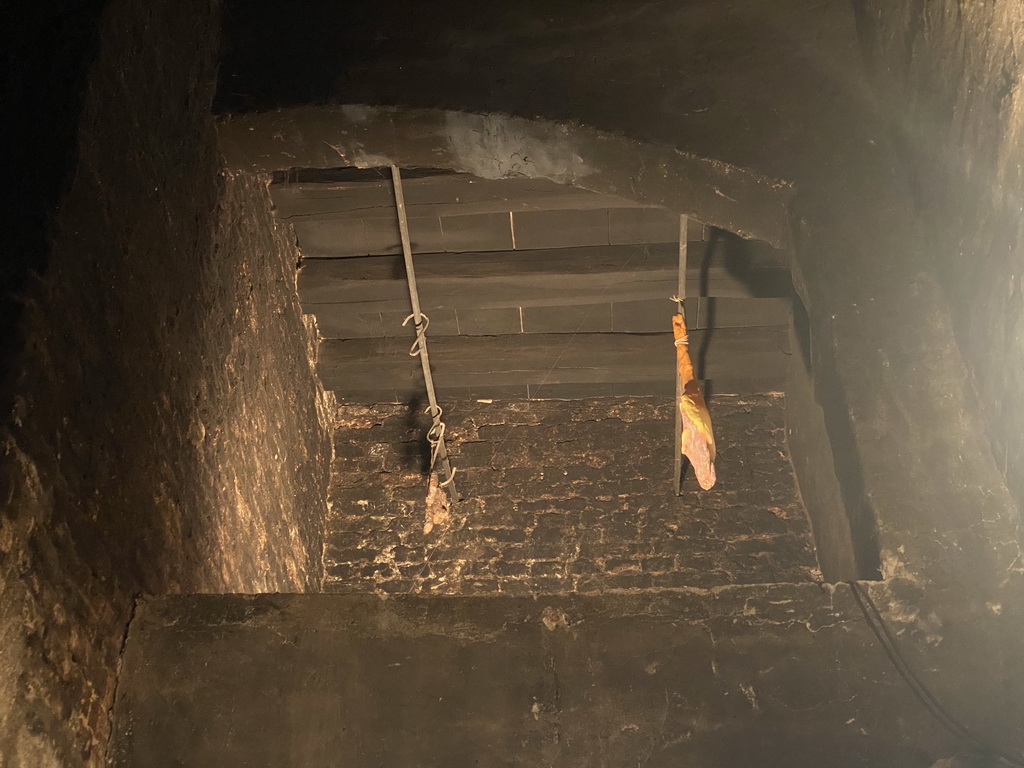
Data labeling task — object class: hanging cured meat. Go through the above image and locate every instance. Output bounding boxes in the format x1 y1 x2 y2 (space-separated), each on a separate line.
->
673 313 716 490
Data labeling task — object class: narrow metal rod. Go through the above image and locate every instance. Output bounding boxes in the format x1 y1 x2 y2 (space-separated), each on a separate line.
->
674 215 688 496
391 165 457 497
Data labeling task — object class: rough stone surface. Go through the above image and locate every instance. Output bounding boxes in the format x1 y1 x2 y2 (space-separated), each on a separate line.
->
218 105 793 249
856 0 1024 543
0 0 332 764
109 590 976 768
326 395 820 595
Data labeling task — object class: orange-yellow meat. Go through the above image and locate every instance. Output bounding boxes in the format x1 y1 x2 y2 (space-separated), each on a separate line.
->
673 313 716 490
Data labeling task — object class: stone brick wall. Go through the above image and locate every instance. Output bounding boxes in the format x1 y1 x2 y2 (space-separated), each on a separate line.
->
0 0 332 764
326 395 820 595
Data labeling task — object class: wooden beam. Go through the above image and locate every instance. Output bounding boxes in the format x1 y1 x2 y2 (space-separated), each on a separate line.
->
316 327 789 402
271 173 688 221
309 297 791 340
510 209 610 250
291 209 704 258
298 243 791 310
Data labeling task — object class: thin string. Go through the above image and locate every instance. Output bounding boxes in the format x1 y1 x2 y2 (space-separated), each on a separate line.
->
669 296 689 346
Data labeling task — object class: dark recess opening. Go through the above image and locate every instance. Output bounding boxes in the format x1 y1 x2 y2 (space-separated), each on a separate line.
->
1 0 106 394
274 165 882 584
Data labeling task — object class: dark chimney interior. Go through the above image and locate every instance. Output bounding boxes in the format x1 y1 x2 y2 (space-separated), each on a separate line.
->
2 2 1023 767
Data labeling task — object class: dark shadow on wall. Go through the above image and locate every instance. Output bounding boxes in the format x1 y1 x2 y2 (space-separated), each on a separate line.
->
695 228 881 579
1 0 107 395
786 210 882 581
401 392 432 475
216 1 591 114
694 228 721 399
695 229 796 401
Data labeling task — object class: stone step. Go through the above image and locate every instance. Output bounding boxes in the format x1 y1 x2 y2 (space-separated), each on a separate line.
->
108 589 952 768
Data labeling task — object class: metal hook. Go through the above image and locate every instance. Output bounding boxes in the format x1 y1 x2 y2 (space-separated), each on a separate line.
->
403 312 430 357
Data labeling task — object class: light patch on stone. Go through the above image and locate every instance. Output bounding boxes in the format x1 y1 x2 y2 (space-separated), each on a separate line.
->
541 606 569 631
919 611 944 646
423 473 451 535
187 419 206 446
340 104 376 124
442 111 592 185
14 730 63 768
350 152 397 169
879 546 920 583
739 683 760 711
882 598 920 629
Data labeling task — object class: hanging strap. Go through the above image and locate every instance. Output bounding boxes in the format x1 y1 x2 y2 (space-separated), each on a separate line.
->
391 165 458 498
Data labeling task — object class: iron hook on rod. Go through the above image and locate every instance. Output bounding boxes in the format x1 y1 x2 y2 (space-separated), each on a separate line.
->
390 165 458 502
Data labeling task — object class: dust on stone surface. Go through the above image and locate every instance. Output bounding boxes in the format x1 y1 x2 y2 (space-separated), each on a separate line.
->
325 394 821 596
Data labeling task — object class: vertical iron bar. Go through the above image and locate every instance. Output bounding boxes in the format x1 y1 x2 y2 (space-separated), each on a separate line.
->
391 165 457 500
674 215 688 495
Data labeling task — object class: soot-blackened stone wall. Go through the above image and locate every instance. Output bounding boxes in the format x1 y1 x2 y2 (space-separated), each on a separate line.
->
326 395 820 595
109 589 964 768
857 1 1024 527
0 0 332 764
